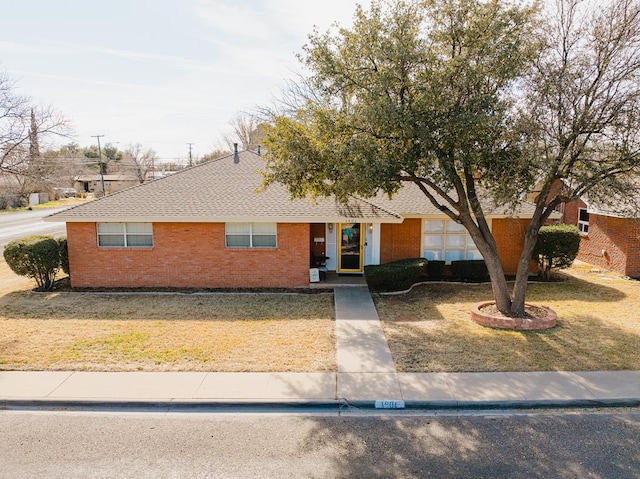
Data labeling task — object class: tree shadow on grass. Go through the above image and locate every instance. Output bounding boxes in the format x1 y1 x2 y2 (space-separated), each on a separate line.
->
383 309 640 373
375 277 639 373
524 274 628 303
393 273 628 304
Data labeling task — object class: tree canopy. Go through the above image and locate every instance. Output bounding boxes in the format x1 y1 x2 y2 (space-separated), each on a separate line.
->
0 71 69 177
264 0 640 315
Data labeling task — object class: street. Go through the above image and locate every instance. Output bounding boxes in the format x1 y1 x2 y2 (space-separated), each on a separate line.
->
1 409 639 478
0 208 68 249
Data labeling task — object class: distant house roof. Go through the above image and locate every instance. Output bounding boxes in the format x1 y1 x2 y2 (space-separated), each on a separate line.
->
74 175 138 182
48 150 546 224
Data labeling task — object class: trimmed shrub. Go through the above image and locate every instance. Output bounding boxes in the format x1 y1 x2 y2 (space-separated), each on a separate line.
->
427 260 446 280
451 260 489 282
533 224 581 281
365 258 428 292
58 238 69 276
3 235 60 291
0 194 25 210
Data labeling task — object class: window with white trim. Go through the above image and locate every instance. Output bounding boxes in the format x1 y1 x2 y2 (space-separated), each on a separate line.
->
225 223 277 248
578 208 589 234
422 219 483 262
97 223 153 247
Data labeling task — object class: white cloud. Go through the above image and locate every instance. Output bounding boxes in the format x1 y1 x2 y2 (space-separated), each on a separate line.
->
2 1 364 160
3 39 226 76
191 0 359 47
191 0 275 41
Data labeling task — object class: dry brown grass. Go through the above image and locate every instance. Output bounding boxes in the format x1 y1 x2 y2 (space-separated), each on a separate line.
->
376 263 640 372
0 260 335 372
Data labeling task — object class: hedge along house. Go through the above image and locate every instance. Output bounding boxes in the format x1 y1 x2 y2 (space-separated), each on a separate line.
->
46 148 547 289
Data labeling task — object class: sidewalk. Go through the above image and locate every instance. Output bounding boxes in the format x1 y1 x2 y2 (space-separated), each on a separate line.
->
1 286 639 411
2 370 640 410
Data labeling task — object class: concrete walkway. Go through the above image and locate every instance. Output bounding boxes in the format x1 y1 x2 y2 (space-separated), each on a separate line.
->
2 285 640 410
334 286 403 403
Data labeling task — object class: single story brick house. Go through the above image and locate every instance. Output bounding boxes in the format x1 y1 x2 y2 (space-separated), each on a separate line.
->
47 149 546 288
560 194 640 279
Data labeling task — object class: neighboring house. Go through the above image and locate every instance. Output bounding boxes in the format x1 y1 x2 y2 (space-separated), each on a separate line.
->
560 195 640 279
74 174 139 195
47 149 550 289
529 177 640 279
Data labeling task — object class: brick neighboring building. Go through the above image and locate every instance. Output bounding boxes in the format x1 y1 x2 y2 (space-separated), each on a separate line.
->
561 197 640 279
47 148 552 288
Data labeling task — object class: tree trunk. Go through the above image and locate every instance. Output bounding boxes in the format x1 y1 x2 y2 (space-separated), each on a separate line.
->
511 220 542 316
484 249 513 313
462 219 512 313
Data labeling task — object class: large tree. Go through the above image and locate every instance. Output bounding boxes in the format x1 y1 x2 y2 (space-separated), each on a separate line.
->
224 114 267 152
0 71 69 178
263 0 640 316
121 143 158 183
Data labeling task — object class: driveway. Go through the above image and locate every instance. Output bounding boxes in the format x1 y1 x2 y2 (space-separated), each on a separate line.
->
0 208 68 249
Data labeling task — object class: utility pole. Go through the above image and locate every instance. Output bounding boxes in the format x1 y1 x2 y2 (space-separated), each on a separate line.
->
187 143 194 167
91 134 105 196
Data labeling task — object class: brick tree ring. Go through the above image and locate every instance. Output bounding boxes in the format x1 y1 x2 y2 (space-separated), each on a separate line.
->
470 301 558 330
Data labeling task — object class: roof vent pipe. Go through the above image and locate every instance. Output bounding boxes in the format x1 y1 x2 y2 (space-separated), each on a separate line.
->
233 143 239 164
257 145 261 156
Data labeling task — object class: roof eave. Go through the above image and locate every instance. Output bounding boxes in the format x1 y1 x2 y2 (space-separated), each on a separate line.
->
45 214 404 224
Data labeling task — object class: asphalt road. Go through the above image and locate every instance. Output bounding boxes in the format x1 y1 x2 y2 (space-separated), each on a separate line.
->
2 409 639 478
0 207 68 249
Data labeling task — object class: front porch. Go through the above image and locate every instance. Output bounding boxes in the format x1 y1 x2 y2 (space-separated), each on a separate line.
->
310 221 381 277
309 272 367 289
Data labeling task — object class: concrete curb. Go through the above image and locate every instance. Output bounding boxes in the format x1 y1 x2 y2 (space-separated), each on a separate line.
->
406 398 640 410
3 398 639 413
0 399 346 412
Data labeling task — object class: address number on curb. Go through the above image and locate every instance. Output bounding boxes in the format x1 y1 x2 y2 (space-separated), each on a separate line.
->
375 400 406 409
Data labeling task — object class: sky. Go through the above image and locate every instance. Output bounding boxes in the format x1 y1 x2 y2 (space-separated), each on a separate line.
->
0 0 361 163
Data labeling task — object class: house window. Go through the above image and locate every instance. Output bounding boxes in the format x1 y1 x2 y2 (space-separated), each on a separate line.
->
97 223 153 248
423 219 482 262
578 208 589 234
225 223 277 248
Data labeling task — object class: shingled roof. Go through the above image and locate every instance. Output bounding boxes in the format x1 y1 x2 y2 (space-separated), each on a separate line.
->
370 182 542 218
47 149 546 224
46 150 402 224
583 177 640 218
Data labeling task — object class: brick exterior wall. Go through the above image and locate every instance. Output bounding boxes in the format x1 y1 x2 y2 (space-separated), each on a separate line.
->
576 214 640 278
380 219 422 264
628 221 640 278
67 222 311 288
491 218 535 275
380 217 530 275
561 199 586 227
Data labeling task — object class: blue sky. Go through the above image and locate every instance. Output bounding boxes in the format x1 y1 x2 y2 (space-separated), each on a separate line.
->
0 0 360 162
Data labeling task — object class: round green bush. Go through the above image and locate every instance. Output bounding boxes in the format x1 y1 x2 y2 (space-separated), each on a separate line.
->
533 224 581 280
3 235 60 291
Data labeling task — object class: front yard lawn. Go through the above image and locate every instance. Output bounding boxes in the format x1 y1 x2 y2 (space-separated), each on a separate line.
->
0 257 335 372
375 263 640 372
